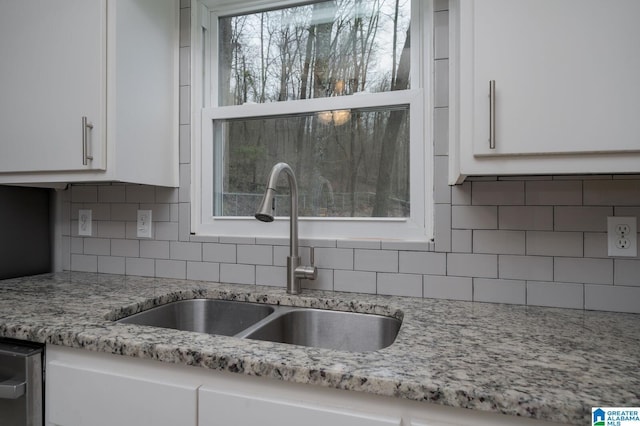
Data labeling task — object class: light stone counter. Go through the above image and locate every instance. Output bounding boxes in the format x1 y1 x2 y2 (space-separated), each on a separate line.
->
0 272 638 425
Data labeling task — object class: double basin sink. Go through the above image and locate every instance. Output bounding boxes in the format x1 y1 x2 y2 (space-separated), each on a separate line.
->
116 299 401 352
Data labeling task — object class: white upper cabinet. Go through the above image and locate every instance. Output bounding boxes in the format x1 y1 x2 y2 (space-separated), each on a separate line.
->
0 0 179 187
449 0 640 183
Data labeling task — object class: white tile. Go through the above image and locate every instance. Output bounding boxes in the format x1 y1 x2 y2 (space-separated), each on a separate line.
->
273 245 289 267
180 86 190 125
526 281 584 309
499 206 553 231
614 259 640 286
220 263 255 285
154 222 180 241
584 179 640 206
555 257 613 284
474 278 526 304
451 205 498 230
179 203 191 241
139 203 172 222
301 268 333 291
525 231 583 257
381 241 433 251
71 185 97 203
170 241 202 261
354 249 398 273
334 270 376 293
179 7 190 48
447 253 497 278
179 46 190 87
110 203 138 221
111 239 140 257
451 229 472 253
84 238 110 256
237 244 272 265
451 181 471 205
156 260 186 279
81 203 110 221
141 240 170 259
96 221 126 239
315 247 353 270
125 185 155 203
333 270 377 294
179 164 191 203
399 251 446 275
434 203 451 252
125 258 155 277
71 254 97 273
98 185 126 203
434 156 451 204
584 232 608 258
585 284 640 313
554 207 611 232
219 236 255 244
377 273 422 297
433 107 448 156
472 181 524 205
70 237 83 254
473 230 525 255
423 275 473 301
255 265 285 287
203 243 236 263
525 180 582 205
156 186 180 204
187 261 220 282
179 124 191 165
434 11 449 60
434 59 448 108
98 256 125 274
499 255 553 281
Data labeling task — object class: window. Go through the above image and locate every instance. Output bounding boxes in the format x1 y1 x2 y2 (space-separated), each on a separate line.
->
194 0 432 240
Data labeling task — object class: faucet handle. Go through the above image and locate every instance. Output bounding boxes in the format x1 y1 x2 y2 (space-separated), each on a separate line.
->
310 247 315 266
295 247 317 281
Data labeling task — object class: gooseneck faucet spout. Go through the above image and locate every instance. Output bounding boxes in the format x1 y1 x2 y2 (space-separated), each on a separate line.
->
255 162 317 294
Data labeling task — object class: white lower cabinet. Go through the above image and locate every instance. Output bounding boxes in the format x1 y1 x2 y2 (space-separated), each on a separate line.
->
198 384 401 426
46 345 567 426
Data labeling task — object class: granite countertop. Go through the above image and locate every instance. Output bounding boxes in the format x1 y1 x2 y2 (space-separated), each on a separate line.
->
0 272 638 424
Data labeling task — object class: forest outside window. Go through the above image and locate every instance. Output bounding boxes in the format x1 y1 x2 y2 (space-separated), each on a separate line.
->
198 0 431 240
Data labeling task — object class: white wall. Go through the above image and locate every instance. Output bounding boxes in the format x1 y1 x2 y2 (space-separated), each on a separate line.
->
57 0 640 313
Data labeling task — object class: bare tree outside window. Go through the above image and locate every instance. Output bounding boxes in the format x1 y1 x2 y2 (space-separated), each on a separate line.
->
215 0 411 219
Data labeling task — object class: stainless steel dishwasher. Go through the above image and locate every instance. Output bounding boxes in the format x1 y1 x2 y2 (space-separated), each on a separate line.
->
0 338 44 426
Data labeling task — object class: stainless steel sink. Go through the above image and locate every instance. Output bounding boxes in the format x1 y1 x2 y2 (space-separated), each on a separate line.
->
116 299 401 352
117 299 274 336
241 308 401 352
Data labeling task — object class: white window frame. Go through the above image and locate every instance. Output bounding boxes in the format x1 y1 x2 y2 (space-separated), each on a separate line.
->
192 0 434 241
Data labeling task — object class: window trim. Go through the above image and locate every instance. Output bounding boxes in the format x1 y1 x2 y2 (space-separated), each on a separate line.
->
191 0 434 241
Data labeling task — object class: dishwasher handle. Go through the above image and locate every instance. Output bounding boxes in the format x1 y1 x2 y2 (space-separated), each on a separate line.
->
0 377 26 399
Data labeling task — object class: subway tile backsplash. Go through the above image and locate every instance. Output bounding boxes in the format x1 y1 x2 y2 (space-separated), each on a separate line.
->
55 1 640 314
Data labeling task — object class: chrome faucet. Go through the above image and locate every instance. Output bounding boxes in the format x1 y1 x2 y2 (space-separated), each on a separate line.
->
255 162 317 294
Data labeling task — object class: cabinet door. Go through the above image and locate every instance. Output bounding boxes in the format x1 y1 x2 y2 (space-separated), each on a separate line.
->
0 0 106 173
199 386 402 426
465 0 640 156
47 361 197 426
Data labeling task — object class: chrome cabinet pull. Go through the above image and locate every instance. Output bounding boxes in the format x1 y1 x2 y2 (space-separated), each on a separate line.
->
82 116 94 165
489 80 496 149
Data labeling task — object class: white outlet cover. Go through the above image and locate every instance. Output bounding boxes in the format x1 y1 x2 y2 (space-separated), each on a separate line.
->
78 209 92 236
607 216 637 257
137 210 153 238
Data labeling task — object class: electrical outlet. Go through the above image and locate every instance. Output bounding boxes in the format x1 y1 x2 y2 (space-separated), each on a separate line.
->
137 210 152 238
607 216 637 257
78 209 92 236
